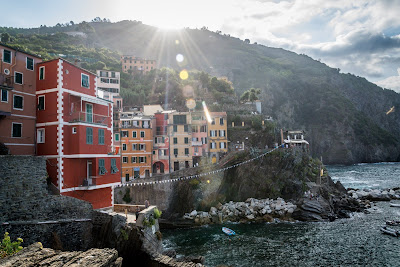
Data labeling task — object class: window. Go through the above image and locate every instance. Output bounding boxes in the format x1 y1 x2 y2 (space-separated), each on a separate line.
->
111 158 119 173
173 137 178 144
220 142 226 149
1 89 8 102
185 148 189 155
174 148 178 155
210 130 216 137
164 114 168 120
139 156 147 163
37 129 45 143
220 130 225 137
86 127 93 144
220 118 224 125
200 125 207 132
132 144 137 150
81 73 89 88
184 137 189 144
99 159 107 175
38 96 45 110
3 50 11 64
12 123 22 137
140 131 145 138
173 115 186 124
115 133 119 141
173 125 177 132
85 103 93 123
210 142 216 149
98 129 105 145
14 72 23 84
122 143 127 151
121 131 129 138
184 125 188 132
194 147 199 152
131 156 137 163
26 57 34 71
122 157 128 163
202 137 207 144
139 144 146 150
211 119 215 125
13 95 23 110
39 66 45 80
132 131 137 138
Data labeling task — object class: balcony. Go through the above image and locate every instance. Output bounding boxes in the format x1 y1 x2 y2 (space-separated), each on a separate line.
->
121 123 151 129
192 141 203 146
67 111 109 126
0 74 13 90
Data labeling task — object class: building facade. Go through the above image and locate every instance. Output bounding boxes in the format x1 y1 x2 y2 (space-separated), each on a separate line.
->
208 112 228 163
120 112 153 181
168 112 193 171
36 58 121 209
152 111 171 175
191 112 208 166
121 56 156 75
0 44 42 155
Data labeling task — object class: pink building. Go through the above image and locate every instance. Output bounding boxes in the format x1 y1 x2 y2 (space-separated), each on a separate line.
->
191 112 208 166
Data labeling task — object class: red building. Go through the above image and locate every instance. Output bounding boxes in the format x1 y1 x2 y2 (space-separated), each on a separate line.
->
0 43 42 154
152 111 171 174
36 58 121 209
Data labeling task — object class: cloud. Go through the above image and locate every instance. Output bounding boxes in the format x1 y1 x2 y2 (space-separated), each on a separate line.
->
375 68 400 92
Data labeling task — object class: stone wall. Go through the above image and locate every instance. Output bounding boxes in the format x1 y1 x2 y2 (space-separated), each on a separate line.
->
0 156 93 251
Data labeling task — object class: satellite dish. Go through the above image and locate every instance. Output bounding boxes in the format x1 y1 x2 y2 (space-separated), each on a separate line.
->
4 69 10 75
186 99 196 110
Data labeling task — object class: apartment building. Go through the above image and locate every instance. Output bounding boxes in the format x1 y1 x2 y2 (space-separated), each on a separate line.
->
120 112 153 181
152 111 172 175
168 112 193 171
36 58 121 209
0 43 42 154
191 112 208 166
121 56 156 75
208 112 228 163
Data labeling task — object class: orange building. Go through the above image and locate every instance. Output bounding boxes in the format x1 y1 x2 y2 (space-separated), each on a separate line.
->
120 112 153 181
121 56 156 75
0 43 42 154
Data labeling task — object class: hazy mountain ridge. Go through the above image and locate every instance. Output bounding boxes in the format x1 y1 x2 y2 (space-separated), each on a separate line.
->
2 20 400 164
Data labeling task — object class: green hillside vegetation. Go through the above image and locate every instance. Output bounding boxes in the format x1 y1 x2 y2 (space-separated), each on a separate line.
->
1 19 400 164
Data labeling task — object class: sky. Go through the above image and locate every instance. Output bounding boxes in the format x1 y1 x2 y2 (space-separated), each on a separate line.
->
2 0 400 91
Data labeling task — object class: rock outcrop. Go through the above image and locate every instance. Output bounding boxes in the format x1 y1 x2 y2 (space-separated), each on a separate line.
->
0 243 122 267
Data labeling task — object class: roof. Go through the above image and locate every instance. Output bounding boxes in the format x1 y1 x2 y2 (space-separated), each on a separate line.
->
284 139 309 145
143 104 164 116
39 58 97 76
0 42 41 59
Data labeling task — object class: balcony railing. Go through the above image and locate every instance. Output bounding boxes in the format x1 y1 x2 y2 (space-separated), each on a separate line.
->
0 74 13 90
121 123 151 129
81 177 96 187
67 112 109 126
192 141 203 146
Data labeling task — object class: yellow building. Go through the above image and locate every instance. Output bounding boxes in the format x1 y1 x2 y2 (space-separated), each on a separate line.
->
121 56 156 75
120 112 154 181
168 112 193 171
208 112 228 163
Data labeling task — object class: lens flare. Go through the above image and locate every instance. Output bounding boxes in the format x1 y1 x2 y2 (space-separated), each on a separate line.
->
202 101 212 123
176 54 184 63
179 70 189 80
175 40 180 45
207 180 210 184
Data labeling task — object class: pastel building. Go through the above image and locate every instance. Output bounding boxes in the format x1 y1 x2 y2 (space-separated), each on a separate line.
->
152 111 172 175
36 58 121 209
0 43 42 154
121 56 156 74
168 112 193 171
191 112 208 166
208 112 228 163
120 112 153 181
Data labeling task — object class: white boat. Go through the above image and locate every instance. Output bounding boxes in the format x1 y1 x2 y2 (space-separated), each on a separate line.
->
380 227 399 237
390 203 400 207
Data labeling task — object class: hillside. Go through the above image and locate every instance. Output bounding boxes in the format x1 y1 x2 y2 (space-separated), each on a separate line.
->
2 20 400 164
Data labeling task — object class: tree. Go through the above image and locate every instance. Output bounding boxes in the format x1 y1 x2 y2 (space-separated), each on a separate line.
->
244 39 250 44
1 33 10 43
240 88 261 102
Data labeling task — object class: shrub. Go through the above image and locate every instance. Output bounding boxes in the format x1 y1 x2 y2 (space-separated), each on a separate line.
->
153 208 162 219
0 232 23 258
155 231 163 240
122 188 132 203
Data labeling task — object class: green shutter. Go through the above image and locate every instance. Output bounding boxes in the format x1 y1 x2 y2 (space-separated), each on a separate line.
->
86 127 93 144
99 159 107 175
111 158 119 173
98 129 104 145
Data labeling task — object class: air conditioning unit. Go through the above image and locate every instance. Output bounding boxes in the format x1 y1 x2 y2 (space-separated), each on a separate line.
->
4 69 10 75
194 153 198 156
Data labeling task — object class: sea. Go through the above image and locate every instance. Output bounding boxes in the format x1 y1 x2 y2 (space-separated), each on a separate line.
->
162 162 400 266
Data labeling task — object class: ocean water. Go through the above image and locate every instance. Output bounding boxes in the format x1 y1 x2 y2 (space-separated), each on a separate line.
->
162 163 400 266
